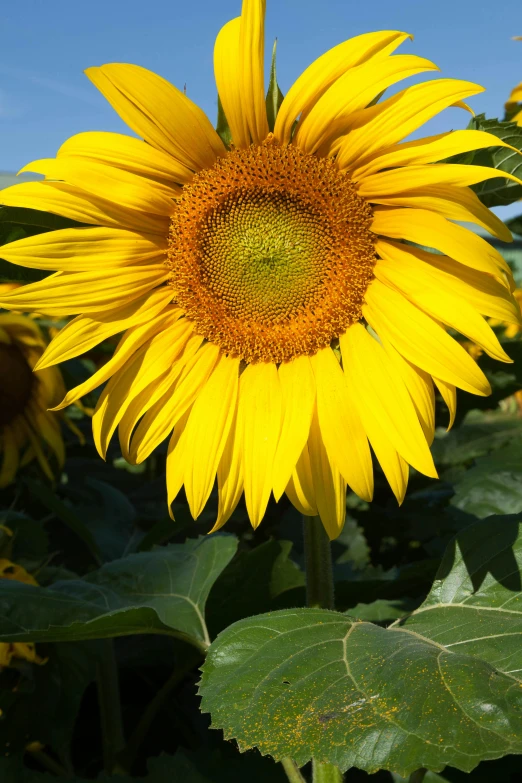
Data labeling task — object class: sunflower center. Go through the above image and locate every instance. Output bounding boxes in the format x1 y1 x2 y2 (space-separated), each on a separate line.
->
166 135 376 363
0 343 34 426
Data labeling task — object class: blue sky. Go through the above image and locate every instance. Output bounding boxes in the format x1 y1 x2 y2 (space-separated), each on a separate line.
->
1 0 522 219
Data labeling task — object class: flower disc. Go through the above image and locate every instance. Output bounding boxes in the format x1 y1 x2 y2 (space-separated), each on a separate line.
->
166 136 376 363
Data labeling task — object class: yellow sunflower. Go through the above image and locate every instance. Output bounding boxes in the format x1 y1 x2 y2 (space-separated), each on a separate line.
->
0 1 521 538
0 313 65 487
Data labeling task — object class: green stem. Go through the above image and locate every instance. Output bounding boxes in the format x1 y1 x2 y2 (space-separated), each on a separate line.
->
281 757 307 783
303 515 335 609
96 639 126 774
118 648 203 773
408 770 427 783
312 760 344 783
303 516 343 783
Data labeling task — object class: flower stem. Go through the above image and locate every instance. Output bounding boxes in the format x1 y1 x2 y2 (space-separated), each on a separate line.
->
312 760 344 783
303 515 335 610
96 639 126 774
303 515 343 783
281 757 307 783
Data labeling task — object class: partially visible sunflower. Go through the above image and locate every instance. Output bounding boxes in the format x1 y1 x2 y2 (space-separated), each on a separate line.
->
1 1 521 537
0 557 47 669
505 36 522 124
0 313 65 487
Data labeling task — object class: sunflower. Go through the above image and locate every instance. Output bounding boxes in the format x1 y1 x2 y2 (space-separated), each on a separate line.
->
0 1 521 538
0 313 65 487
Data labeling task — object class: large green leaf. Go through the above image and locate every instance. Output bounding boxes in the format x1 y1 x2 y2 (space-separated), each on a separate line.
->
0 536 237 649
506 214 522 237
200 515 522 775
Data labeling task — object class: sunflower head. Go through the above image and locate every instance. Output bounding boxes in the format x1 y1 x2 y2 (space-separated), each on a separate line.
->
0 313 66 488
1 0 521 538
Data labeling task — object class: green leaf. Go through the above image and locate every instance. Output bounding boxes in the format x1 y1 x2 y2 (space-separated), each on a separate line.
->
431 408 522 467
265 39 284 132
450 442 522 517
216 96 232 148
347 598 419 623
25 479 103 566
461 115 522 207
506 214 522 237
0 536 237 649
200 515 522 775
0 206 84 233
207 539 304 636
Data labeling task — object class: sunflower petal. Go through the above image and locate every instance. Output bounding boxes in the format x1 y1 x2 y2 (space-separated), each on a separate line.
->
336 79 484 171
285 445 318 517
239 362 282 528
340 323 437 478
85 63 224 170
274 31 411 144
311 346 373 501
0 267 169 317
214 18 250 148
372 207 512 282
183 355 240 519
21 157 179 216
434 377 457 430
212 406 244 532
358 163 522 197
0 182 168 235
273 356 315 501
58 131 194 185
307 405 346 540
363 280 490 396
0 226 167 271
295 54 438 155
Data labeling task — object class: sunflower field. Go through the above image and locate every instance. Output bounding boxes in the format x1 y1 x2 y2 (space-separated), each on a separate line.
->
2 2 522 782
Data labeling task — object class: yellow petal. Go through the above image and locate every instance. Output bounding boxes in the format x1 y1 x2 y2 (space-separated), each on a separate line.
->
214 18 250 148
239 362 282 528
374 253 512 362
340 323 437 478
371 207 512 282
273 356 316 501
21 157 178 216
50 308 179 407
184 355 240 519
0 267 169 317
0 181 168 235
434 377 457 430
119 334 204 461
352 129 522 179
336 78 484 171
0 226 167 271
166 409 191 514
85 63 224 170
358 162 522 197
39 289 176 367
363 280 491 396
285 445 318 517
383 343 435 445
129 342 220 464
274 31 411 144
58 131 194 185
368 185 511 242
295 54 438 155
239 0 269 144
307 405 346 540
311 346 373 501
212 406 244 532
93 318 195 458
375 239 522 326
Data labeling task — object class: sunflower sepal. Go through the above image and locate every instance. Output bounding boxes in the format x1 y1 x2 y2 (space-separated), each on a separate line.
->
265 39 284 132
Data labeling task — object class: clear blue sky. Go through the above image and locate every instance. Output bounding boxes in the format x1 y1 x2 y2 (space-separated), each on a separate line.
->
1 0 522 220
